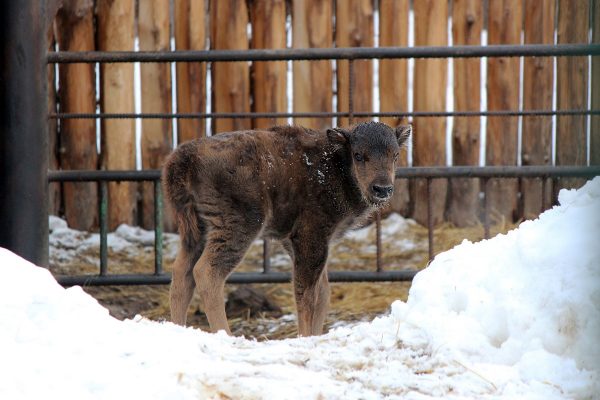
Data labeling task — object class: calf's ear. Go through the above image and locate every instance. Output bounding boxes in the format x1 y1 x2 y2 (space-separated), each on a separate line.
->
326 127 350 145
395 125 411 147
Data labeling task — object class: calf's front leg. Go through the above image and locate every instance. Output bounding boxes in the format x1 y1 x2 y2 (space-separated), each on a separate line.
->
290 230 330 336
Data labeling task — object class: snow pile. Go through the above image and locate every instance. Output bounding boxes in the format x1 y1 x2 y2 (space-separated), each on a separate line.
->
49 216 180 265
1 178 599 399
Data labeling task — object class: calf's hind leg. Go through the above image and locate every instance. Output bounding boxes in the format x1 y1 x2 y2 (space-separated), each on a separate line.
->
193 224 260 334
170 230 205 326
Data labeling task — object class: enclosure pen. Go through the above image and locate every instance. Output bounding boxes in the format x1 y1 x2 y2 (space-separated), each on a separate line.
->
44 26 600 287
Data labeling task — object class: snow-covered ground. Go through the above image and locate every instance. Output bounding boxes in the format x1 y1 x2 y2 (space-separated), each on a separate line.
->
2 178 599 399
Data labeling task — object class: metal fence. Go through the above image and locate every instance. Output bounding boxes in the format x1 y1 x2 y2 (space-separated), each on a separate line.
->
47 44 600 287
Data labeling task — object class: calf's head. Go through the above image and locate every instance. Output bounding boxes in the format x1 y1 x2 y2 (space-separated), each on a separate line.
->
327 121 411 206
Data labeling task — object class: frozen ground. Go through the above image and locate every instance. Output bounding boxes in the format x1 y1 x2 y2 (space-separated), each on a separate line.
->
2 177 599 399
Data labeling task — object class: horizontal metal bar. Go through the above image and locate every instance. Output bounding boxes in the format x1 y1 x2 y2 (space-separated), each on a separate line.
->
48 169 161 182
395 166 600 178
47 44 600 64
54 270 418 286
48 166 600 183
48 109 600 120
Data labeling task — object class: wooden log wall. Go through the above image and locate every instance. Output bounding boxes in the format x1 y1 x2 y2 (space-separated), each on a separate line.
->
556 0 589 193
49 0 598 231
379 0 410 216
486 0 522 224
522 0 555 220
412 0 448 226
175 0 207 143
55 0 98 230
292 0 333 130
138 0 173 230
448 0 482 227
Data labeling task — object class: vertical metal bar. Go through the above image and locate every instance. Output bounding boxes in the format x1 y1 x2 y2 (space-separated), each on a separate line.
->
0 1 49 266
99 181 108 276
375 211 383 272
483 177 490 239
540 176 547 215
262 240 271 273
154 179 163 275
427 178 434 261
348 58 355 126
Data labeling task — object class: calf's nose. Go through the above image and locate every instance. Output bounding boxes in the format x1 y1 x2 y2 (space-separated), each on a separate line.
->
372 184 394 199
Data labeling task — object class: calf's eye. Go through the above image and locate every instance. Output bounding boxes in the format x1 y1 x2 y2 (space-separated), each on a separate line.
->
354 153 364 162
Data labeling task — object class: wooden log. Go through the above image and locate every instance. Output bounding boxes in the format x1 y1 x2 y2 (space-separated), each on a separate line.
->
47 22 60 216
556 0 589 193
210 0 250 134
379 0 410 216
292 0 333 130
592 0 600 166
251 0 287 129
56 0 98 230
139 0 174 230
97 0 136 229
486 0 522 224
522 0 555 220
175 0 207 143
448 0 482 227
335 0 373 128
412 0 447 226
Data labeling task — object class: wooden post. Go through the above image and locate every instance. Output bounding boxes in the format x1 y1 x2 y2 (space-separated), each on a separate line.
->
412 0 447 226
292 0 333 130
251 0 287 129
175 0 207 143
592 0 600 166
379 0 410 216
522 0 555 219
335 0 373 128
139 0 173 230
97 0 136 229
486 0 522 224
47 24 60 216
210 0 250 134
448 0 482 227
56 0 98 230
556 0 589 193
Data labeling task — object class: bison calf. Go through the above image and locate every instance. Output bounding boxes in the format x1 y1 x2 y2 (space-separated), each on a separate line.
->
163 121 410 336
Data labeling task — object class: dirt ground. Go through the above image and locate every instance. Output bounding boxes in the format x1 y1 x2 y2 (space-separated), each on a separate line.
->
49 214 514 340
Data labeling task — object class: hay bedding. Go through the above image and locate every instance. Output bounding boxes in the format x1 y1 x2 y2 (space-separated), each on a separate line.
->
49 213 514 340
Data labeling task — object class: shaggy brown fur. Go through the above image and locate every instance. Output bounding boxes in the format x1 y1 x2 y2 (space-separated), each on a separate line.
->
163 121 411 336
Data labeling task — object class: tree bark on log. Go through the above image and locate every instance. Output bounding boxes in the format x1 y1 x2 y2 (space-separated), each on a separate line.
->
448 0 482 227
56 0 99 230
251 0 287 129
292 0 333 130
379 0 410 216
522 0 555 219
139 0 174 230
486 0 522 224
175 0 207 142
412 0 448 226
97 0 136 229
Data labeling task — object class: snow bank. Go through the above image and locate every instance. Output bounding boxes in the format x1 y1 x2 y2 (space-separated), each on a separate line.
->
1 178 599 399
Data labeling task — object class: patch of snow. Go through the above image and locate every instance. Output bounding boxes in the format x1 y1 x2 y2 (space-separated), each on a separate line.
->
4 178 599 399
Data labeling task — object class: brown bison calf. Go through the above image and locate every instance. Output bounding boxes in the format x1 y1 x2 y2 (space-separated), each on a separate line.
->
163 121 411 336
